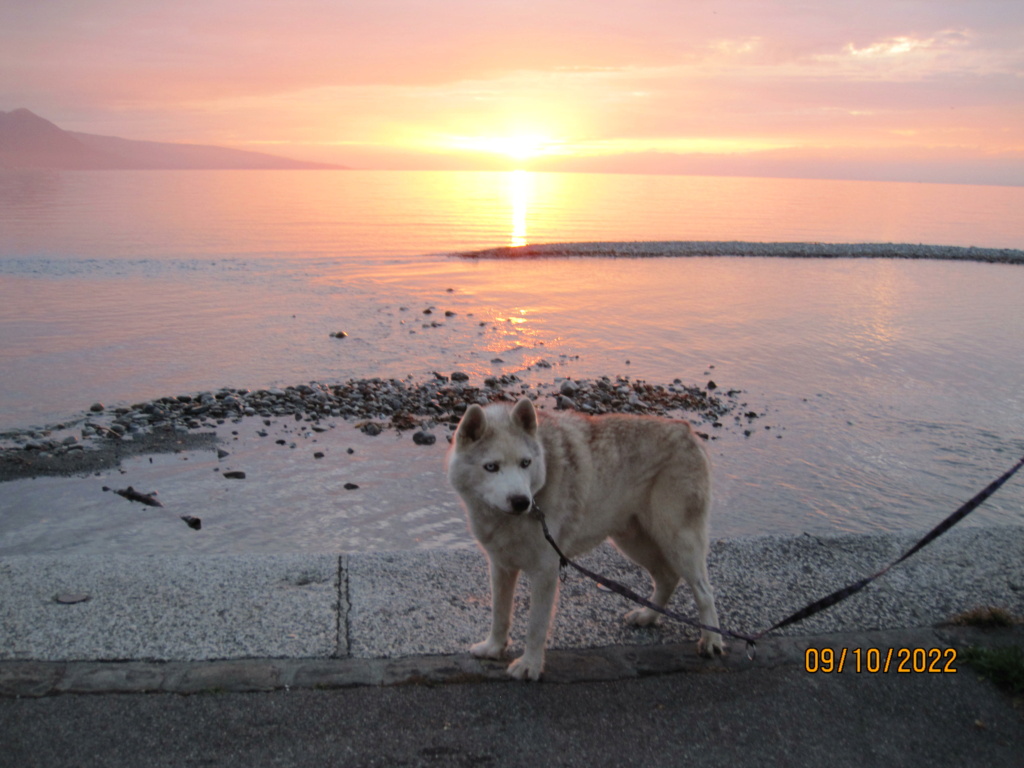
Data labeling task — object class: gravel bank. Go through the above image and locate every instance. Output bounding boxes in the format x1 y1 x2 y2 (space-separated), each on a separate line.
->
460 240 1024 263
0 372 758 482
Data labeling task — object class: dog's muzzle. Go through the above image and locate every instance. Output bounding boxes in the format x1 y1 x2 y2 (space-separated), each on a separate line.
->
508 495 532 515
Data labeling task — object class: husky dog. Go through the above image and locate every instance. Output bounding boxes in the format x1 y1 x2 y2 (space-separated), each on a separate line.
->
447 398 724 680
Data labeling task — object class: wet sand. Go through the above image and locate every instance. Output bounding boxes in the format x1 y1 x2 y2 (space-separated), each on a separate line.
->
0 428 219 483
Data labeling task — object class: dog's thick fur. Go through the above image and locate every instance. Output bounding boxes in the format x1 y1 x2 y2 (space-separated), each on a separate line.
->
447 398 724 680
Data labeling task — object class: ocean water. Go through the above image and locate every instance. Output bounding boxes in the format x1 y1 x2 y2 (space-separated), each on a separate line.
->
1 169 1022 554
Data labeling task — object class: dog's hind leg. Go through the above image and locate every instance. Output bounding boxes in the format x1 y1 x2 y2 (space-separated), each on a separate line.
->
649 466 725 656
669 535 725 656
613 519 725 656
611 522 681 627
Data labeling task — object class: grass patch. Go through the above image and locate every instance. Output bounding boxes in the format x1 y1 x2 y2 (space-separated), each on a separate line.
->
948 606 1018 628
962 645 1024 697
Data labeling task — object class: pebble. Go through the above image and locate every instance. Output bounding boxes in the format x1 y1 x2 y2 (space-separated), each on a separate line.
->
412 431 436 446
54 593 91 605
460 241 1024 263
3 373 755 465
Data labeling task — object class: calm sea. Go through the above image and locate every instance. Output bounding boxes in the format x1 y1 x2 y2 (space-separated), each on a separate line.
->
1 169 1022 553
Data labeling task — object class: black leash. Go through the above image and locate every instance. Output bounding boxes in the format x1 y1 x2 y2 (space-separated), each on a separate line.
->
755 453 1024 639
534 510 760 645
533 453 1024 655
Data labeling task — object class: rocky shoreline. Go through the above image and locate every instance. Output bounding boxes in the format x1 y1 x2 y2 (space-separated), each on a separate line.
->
0 372 760 482
460 241 1024 263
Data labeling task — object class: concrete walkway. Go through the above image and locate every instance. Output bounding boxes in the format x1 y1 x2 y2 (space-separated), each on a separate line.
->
2 527 1022 767
2 526 1023 687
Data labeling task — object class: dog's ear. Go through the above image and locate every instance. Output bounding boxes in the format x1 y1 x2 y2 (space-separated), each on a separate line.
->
456 404 487 444
511 398 538 436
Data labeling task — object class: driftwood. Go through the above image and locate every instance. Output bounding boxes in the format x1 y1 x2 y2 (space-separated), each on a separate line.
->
103 485 202 530
103 485 163 507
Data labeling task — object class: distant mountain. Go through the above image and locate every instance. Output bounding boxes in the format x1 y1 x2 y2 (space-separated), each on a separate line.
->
0 108 122 169
0 109 347 170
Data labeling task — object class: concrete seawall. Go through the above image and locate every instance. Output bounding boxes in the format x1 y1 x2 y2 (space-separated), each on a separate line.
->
2 525 1022 694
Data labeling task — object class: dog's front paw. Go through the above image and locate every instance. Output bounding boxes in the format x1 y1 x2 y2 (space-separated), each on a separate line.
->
470 636 508 660
507 653 544 681
624 607 662 627
698 633 726 657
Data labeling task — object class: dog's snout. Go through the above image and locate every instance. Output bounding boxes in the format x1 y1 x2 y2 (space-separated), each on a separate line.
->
509 495 532 515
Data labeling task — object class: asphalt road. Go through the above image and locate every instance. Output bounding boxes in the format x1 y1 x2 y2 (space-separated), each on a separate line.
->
3 630 1022 768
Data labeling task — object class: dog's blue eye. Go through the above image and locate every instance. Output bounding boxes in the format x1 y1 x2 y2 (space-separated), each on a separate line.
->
483 462 499 473
520 459 531 468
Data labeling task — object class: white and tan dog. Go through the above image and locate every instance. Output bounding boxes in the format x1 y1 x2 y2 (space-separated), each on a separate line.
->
447 398 724 680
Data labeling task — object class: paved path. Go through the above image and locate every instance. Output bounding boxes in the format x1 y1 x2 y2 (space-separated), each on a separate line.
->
2 526 1022 766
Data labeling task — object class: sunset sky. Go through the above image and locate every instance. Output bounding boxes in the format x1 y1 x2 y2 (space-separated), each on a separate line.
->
3 0 1022 184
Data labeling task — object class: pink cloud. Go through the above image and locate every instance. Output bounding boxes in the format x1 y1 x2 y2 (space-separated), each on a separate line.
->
2 0 1021 183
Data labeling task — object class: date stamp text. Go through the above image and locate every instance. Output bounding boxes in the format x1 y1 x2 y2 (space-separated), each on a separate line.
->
804 647 958 674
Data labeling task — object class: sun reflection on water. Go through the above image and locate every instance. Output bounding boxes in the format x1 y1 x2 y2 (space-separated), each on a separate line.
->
508 170 531 247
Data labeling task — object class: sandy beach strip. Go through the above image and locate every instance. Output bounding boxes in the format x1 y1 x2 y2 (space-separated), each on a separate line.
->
459 241 1024 263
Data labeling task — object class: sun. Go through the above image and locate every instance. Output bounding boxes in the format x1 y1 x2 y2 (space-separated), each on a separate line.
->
446 133 559 163
488 135 552 161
